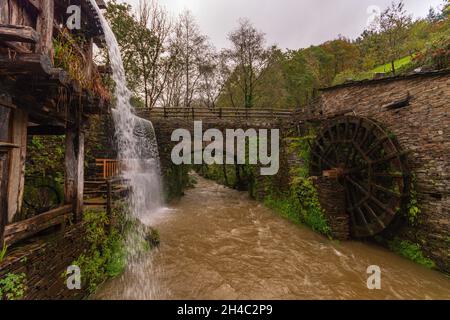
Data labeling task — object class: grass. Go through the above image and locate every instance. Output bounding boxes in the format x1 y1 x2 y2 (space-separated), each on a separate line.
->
388 238 436 269
371 56 413 73
332 55 415 85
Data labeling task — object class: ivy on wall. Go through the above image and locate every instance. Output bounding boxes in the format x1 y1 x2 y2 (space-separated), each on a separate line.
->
262 134 331 237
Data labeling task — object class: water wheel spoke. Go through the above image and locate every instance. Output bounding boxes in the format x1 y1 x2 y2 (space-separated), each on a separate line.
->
371 182 402 198
352 118 362 141
345 182 358 228
363 203 385 228
343 118 349 141
359 125 373 147
366 136 389 155
345 176 369 196
367 194 396 217
357 208 374 235
373 172 404 178
310 148 335 169
372 152 403 165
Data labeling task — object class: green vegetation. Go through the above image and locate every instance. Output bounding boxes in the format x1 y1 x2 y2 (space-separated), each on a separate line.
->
163 164 192 202
0 244 7 263
22 136 65 219
406 176 421 225
371 55 413 73
264 177 331 236
0 273 27 300
263 135 331 236
333 55 415 85
71 208 127 294
53 29 109 99
388 238 435 269
71 204 161 294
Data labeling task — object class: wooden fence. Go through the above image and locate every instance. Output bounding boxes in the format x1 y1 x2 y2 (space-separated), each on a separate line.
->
95 159 121 180
137 107 296 121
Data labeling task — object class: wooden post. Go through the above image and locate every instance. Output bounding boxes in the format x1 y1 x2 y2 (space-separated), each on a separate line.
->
0 150 8 249
7 109 28 223
64 126 85 223
84 38 94 81
0 106 11 250
0 0 9 24
36 0 54 59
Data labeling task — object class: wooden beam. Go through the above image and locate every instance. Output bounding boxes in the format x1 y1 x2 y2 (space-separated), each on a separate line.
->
7 109 28 223
0 95 16 109
65 124 85 222
25 0 41 13
96 0 107 9
0 151 8 249
0 40 32 53
4 205 72 246
27 125 65 135
0 1 8 25
0 24 39 43
36 0 54 59
0 53 52 74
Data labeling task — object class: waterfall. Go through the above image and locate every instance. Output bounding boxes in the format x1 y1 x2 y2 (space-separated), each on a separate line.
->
88 2 164 228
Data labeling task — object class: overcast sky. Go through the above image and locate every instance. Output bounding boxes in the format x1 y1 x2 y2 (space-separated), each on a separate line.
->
120 0 443 50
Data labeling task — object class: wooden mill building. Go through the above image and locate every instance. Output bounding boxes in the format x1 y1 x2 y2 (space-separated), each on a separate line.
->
0 0 110 251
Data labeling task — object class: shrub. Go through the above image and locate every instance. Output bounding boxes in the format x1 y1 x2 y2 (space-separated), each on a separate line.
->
0 273 27 300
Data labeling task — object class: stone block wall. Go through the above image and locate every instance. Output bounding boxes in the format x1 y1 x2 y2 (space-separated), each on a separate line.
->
0 223 89 300
313 177 350 240
316 71 450 272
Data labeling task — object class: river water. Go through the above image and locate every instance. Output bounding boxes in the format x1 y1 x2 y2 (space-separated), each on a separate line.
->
95 175 449 300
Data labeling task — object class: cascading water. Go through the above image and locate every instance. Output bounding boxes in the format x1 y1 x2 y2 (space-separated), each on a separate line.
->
89 0 164 219
89 0 167 297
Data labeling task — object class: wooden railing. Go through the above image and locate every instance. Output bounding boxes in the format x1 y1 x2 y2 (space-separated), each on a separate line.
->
95 159 121 180
3 204 72 247
138 107 295 121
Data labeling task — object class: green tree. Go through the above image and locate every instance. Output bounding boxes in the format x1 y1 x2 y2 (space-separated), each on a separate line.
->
371 1 412 75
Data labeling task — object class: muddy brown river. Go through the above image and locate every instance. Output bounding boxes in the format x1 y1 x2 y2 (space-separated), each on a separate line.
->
95 175 450 300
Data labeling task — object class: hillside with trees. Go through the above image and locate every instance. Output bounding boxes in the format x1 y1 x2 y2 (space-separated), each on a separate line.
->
103 0 449 111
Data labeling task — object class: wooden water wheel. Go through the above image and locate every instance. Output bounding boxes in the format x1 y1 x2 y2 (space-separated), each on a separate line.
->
310 116 410 238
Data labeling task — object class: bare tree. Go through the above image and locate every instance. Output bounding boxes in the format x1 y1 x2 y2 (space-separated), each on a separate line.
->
223 18 271 109
169 10 210 111
197 51 228 110
135 0 173 109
